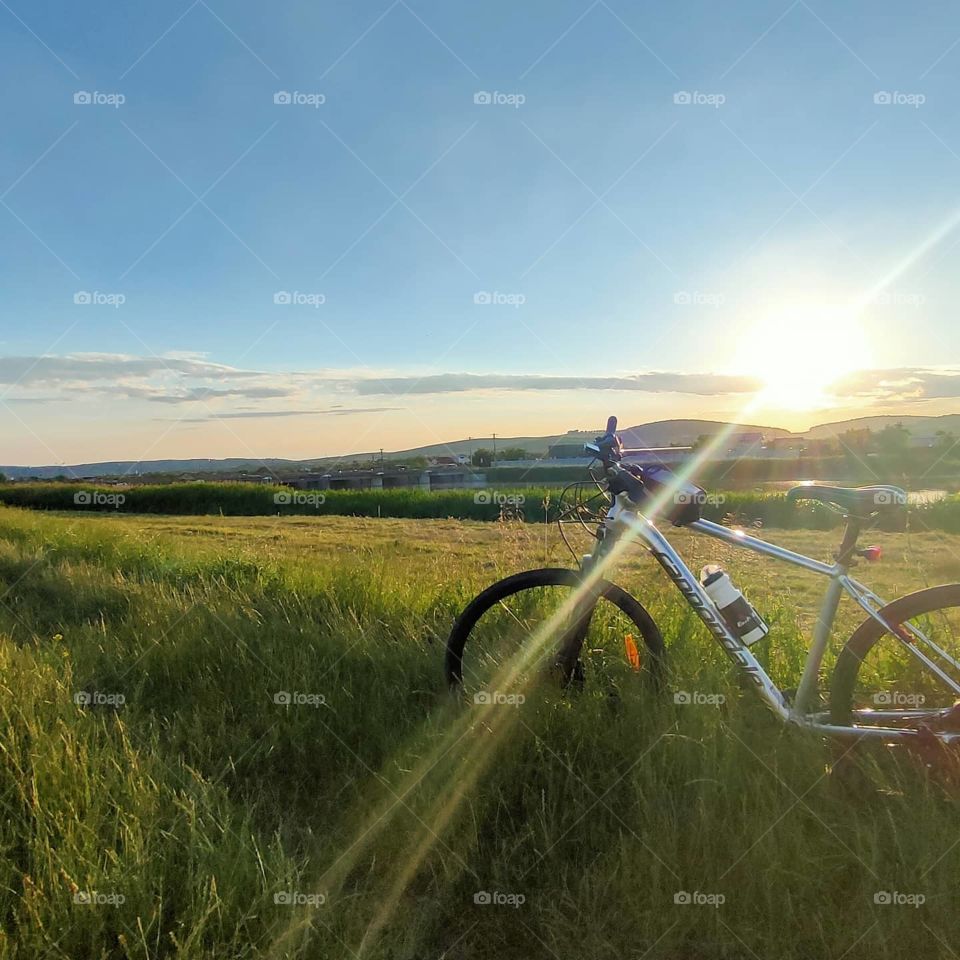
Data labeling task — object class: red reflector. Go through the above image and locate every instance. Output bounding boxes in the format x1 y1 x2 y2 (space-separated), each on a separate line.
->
862 545 882 562
624 634 641 671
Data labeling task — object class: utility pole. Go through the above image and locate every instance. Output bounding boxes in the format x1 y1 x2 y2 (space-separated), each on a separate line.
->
492 433 497 465
379 448 384 468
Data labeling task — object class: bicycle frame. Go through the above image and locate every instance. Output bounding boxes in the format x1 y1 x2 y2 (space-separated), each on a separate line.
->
587 493 960 744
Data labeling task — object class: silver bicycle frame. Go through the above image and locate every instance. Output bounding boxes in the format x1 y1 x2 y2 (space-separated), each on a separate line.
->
591 494 960 744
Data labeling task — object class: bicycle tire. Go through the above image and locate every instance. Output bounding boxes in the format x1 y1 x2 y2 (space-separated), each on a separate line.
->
444 567 665 690
830 583 960 725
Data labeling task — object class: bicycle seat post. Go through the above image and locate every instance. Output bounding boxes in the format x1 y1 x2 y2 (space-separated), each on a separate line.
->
794 517 864 716
835 518 863 569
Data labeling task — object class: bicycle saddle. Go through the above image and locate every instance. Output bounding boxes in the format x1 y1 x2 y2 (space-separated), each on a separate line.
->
787 483 906 517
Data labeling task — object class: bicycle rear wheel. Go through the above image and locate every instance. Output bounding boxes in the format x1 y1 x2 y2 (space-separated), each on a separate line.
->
445 568 665 698
831 584 960 727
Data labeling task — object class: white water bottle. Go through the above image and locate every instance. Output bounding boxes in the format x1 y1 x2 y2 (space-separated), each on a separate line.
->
700 564 769 646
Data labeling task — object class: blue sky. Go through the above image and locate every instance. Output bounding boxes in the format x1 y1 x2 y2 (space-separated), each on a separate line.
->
2 0 960 464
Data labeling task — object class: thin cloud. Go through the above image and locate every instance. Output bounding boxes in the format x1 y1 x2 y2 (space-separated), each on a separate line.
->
829 367 960 402
161 407 401 423
350 372 764 396
142 386 297 404
0 354 259 386
4 354 957 412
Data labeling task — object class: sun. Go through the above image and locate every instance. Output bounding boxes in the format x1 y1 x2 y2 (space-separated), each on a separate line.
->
733 301 870 411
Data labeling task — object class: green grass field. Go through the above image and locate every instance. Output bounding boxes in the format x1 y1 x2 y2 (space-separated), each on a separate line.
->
2 505 960 958
3 481 960 533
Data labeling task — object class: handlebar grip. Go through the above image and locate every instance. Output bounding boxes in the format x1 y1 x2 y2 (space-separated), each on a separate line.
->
606 415 617 435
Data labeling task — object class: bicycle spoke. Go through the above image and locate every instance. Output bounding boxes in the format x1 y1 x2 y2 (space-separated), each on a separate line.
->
848 604 960 720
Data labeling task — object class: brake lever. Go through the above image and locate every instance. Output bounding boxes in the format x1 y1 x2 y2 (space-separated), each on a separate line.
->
583 415 627 469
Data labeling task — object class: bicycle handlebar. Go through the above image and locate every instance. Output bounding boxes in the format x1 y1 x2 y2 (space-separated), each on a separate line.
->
586 415 623 465
584 414 645 503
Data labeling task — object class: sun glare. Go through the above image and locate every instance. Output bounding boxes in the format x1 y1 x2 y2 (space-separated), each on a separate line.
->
734 302 870 411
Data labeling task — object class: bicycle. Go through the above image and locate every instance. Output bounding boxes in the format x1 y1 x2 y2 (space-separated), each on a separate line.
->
445 416 960 745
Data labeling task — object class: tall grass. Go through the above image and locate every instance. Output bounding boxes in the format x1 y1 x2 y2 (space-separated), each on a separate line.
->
2 482 958 531
1 507 960 957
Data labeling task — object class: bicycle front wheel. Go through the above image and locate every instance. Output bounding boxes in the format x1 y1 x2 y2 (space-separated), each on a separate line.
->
444 568 664 697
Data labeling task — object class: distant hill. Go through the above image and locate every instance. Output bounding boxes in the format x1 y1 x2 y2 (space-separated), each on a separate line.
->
362 419 796 460
0 415 951 479
615 419 795 448
806 414 960 439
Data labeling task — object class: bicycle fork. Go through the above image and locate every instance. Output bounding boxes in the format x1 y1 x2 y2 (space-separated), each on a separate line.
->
553 553 605 683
